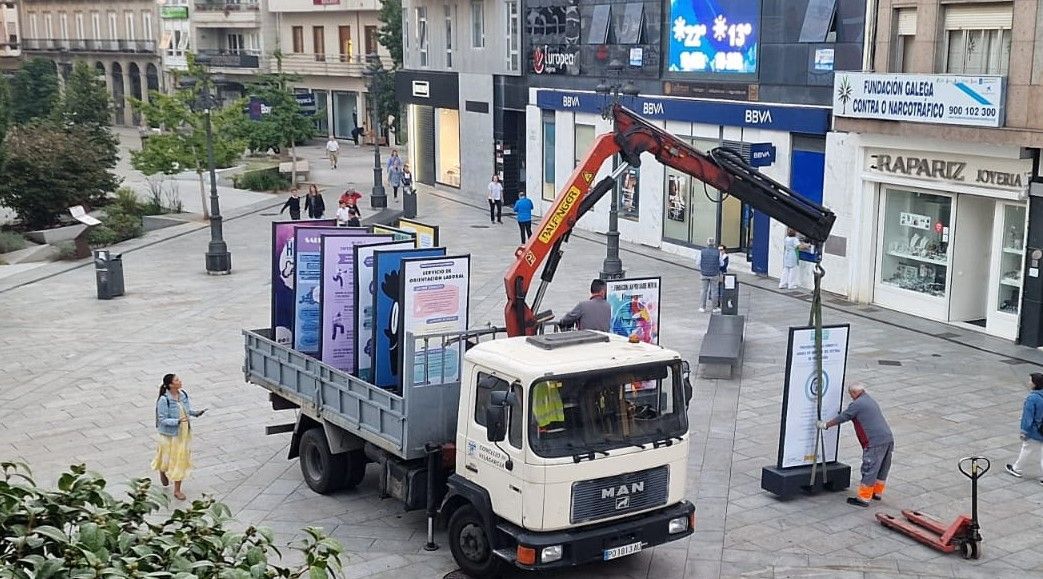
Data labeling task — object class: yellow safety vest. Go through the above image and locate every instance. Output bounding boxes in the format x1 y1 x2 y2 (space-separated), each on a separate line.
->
533 382 565 428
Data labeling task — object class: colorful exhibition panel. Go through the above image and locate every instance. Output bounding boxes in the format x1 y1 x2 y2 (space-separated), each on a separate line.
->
605 277 661 345
399 255 471 386
318 233 393 372
396 218 441 249
353 240 417 382
270 220 335 345
293 227 366 355
371 247 447 389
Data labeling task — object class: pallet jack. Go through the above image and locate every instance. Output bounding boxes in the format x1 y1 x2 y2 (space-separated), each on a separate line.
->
876 456 989 559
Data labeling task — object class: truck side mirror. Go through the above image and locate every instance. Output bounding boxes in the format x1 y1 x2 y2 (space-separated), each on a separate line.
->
681 360 693 406
485 390 514 442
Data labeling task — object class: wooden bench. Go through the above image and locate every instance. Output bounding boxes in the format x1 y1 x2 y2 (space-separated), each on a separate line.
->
278 160 310 182
698 314 745 379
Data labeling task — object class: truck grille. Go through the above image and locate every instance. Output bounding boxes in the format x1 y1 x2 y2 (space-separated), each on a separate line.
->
570 466 669 524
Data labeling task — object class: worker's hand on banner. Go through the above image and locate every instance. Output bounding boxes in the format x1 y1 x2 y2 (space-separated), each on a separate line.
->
816 421 829 430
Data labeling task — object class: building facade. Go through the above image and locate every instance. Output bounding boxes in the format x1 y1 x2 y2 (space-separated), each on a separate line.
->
823 0 1043 343
1 0 21 70
525 0 866 278
19 0 162 125
191 0 276 101
268 0 390 141
396 0 526 198
158 0 191 83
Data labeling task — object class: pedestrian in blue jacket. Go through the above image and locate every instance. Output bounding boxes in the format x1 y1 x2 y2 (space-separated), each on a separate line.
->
1006 372 1043 480
514 191 534 244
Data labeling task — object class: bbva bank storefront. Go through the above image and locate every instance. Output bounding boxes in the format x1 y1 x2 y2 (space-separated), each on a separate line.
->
524 88 831 282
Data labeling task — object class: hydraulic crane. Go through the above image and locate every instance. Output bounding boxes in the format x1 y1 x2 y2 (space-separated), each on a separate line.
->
504 104 836 337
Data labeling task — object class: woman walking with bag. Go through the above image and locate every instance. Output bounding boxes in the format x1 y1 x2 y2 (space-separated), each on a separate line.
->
151 374 206 500
1006 372 1043 481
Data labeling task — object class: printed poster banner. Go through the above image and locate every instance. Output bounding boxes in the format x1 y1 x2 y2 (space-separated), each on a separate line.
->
396 218 440 248
372 247 447 389
318 233 392 372
605 277 660 345
833 72 1006 128
271 220 335 345
400 256 470 386
371 224 417 242
354 240 416 382
293 227 366 355
778 324 850 469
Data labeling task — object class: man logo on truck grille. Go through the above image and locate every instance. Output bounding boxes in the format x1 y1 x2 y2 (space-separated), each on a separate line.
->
601 482 644 500
615 496 630 510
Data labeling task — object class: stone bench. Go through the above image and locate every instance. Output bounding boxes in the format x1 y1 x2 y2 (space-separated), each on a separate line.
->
278 160 310 182
698 314 745 379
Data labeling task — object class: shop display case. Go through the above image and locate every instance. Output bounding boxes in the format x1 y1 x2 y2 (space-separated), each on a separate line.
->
879 190 951 298
997 204 1026 316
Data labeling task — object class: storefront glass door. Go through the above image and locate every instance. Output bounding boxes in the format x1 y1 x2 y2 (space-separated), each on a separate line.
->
332 91 357 140
663 137 741 248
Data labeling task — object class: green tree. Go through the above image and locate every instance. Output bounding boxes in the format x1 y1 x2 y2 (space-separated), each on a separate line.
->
366 59 401 144
0 121 121 228
238 67 316 183
131 56 245 219
55 60 118 171
9 57 60 124
377 0 403 68
1 462 343 578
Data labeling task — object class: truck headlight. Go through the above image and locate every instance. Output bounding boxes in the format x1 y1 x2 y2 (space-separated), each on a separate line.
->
668 516 689 534
541 545 563 563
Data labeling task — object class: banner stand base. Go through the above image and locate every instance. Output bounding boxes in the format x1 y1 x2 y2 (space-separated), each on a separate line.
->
761 462 851 499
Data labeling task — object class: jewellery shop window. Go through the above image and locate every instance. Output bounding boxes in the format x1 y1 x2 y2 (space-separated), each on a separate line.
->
880 189 951 297
998 203 1026 316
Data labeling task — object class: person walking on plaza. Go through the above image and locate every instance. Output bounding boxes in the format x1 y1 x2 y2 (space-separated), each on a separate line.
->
280 186 302 220
699 238 721 313
559 279 611 332
325 136 340 169
151 373 206 501
1005 372 1043 480
780 228 806 289
339 188 362 210
818 383 894 507
514 191 534 243
305 184 326 219
402 164 414 196
336 200 354 227
386 149 404 200
488 175 504 224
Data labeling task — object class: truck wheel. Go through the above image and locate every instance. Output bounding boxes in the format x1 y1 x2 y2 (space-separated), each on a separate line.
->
299 428 347 494
448 505 503 578
339 449 367 489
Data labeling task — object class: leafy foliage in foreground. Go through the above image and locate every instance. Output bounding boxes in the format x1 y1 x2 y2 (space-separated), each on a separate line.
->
0 463 343 579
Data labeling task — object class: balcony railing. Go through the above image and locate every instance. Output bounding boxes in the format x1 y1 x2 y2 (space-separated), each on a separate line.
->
194 1 260 11
23 38 157 54
273 52 393 76
198 48 262 68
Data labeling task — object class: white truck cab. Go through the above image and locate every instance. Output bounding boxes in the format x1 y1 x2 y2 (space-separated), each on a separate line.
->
442 330 695 575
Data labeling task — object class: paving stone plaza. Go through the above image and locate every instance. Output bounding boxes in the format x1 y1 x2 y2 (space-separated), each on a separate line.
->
2 140 1043 578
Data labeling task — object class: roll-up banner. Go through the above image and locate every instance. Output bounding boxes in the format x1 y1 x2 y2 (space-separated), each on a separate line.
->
399 255 470 386
293 227 367 355
270 220 335 345
318 233 393 371
371 247 447 389
353 240 417 382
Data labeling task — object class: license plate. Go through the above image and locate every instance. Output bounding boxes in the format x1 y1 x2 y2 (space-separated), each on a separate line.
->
603 541 642 561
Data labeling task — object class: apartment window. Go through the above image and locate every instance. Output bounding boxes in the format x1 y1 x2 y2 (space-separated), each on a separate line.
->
227 32 244 54
142 11 152 42
29 13 37 39
942 3 1012 75
43 13 53 38
246 32 260 54
338 25 351 61
91 12 100 40
291 25 303 53
125 12 135 41
471 0 484 48
107 12 117 39
416 7 428 67
313 25 325 61
364 25 378 56
892 8 916 72
75 13 84 40
506 0 519 71
59 14 68 41
444 5 453 68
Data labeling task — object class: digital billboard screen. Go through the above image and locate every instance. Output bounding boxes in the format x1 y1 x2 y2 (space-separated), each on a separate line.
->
667 0 760 75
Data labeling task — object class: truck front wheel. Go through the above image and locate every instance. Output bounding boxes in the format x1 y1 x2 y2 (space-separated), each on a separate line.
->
448 505 503 577
299 427 347 494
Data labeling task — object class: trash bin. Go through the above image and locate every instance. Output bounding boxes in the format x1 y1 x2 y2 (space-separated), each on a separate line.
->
403 187 418 219
94 250 125 300
720 273 739 315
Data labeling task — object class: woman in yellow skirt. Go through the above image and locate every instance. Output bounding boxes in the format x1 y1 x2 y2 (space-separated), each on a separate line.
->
152 373 206 500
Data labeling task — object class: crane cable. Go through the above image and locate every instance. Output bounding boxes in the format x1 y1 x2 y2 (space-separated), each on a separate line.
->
807 260 828 488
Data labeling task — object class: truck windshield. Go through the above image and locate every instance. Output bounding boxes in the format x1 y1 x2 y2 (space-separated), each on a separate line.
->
528 362 688 459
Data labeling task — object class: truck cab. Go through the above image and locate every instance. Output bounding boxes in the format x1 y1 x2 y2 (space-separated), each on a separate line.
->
442 330 695 575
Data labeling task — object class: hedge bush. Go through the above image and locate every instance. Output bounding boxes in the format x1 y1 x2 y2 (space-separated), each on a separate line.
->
87 207 143 247
0 231 27 253
234 167 289 192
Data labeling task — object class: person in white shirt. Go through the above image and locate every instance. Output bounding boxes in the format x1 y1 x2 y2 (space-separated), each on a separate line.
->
325 136 340 169
336 200 353 226
487 175 504 224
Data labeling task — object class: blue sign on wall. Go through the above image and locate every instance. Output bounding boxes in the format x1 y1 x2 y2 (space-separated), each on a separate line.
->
534 90 830 135
667 0 761 75
749 143 776 167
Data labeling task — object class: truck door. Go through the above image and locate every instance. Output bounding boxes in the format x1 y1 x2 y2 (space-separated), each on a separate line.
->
467 370 525 526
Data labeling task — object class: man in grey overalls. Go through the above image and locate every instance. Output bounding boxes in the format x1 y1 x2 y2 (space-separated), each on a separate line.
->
818 383 894 507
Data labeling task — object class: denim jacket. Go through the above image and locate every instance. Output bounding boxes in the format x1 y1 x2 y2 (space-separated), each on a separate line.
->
1021 390 1043 442
155 391 201 437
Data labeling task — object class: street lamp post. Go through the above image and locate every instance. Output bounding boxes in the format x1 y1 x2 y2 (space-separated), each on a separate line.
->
186 56 232 274
596 60 639 281
363 54 387 210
